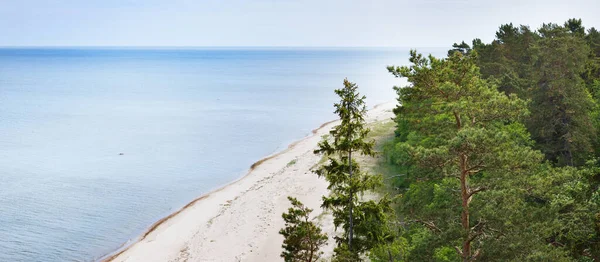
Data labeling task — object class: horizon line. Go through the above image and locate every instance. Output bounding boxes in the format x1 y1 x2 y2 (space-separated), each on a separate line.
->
0 45 449 49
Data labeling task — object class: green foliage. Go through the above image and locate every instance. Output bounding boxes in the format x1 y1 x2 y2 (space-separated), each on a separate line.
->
280 197 328 262
379 18 600 261
586 27 600 58
565 18 586 36
434 246 460 262
385 50 559 261
331 244 361 262
529 24 596 166
287 159 298 167
534 162 600 260
469 19 599 167
314 79 392 259
447 41 472 57
369 237 411 262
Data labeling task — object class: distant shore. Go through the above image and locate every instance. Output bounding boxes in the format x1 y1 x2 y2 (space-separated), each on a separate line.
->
100 101 396 262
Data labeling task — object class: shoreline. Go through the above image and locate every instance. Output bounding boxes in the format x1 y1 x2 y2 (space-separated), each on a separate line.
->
98 131 312 262
98 125 318 261
99 101 396 262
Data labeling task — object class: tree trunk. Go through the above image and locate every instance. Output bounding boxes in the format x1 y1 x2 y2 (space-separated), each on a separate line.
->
306 215 314 262
347 101 354 251
348 148 354 250
460 155 471 262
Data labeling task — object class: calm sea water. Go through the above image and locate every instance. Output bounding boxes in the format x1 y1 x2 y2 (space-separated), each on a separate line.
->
0 47 444 261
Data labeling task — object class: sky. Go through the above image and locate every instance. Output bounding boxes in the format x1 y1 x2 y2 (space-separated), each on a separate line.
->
0 0 599 47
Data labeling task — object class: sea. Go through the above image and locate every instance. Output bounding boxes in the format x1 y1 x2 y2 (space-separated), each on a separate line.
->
0 47 445 261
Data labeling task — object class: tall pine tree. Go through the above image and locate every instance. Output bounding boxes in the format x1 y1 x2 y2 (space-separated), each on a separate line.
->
314 79 391 261
388 50 545 261
529 23 596 166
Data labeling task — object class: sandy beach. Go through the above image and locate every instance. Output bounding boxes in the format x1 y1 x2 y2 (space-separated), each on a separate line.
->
103 101 396 262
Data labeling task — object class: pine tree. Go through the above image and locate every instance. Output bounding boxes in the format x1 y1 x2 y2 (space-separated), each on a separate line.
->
385 19 600 261
565 18 585 36
529 24 596 166
468 21 598 166
388 50 543 261
314 79 392 260
447 41 472 56
280 197 328 262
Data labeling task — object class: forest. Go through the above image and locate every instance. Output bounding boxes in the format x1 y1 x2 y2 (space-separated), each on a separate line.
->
279 18 600 261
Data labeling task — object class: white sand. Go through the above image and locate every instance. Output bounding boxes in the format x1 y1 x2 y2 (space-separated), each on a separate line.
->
103 102 396 262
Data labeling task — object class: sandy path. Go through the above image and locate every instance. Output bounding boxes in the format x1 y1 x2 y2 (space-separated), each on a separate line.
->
104 101 396 262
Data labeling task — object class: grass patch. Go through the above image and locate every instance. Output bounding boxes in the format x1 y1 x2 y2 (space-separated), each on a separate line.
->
362 119 407 195
367 120 396 150
368 119 396 137
311 118 403 195
314 210 329 224
286 159 297 167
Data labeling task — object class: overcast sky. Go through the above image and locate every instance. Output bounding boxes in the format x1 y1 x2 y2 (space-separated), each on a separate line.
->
1 0 598 47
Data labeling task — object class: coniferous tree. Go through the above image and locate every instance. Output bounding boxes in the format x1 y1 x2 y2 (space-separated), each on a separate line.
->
447 41 472 56
468 20 598 166
587 27 600 58
382 19 600 261
565 18 585 36
388 50 546 261
280 197 328 262
314 79 392 260
529 24 596 166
